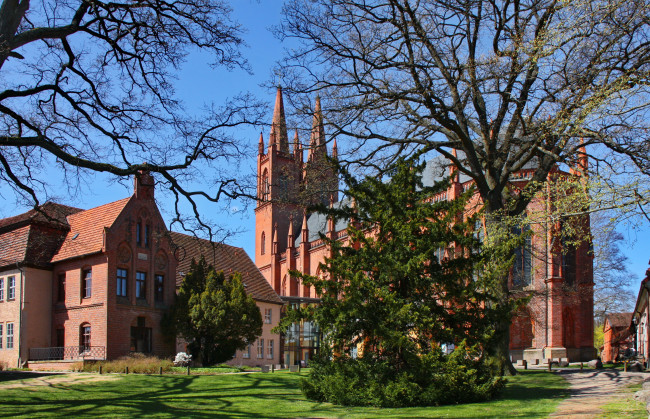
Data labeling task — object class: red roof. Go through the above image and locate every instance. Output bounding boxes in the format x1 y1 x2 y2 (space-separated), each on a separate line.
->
51 198 131 262
0 202 81 232
0 225 31 266
606 312 633 329
0 202 83 268
169 232 282 305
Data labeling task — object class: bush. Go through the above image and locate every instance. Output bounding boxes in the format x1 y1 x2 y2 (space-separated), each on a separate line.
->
301 342 505 408
75 353 173 374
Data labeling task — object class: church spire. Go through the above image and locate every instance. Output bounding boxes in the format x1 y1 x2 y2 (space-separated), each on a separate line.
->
308 96 326 162
293 129 302 161
258 131 264 155
287 215 295 246
332 138 338 160
269 86 289 153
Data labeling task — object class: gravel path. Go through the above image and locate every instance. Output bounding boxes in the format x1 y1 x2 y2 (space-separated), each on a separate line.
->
549 369 646 418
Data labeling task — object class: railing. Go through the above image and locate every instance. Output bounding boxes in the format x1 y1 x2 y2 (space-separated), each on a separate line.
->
29 346 106 361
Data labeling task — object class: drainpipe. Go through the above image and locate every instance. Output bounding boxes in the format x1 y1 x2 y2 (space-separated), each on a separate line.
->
544 190 549 352
16 263 25 368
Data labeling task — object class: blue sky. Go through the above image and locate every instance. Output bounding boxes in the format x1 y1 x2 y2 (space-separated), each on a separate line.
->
2 0 649 289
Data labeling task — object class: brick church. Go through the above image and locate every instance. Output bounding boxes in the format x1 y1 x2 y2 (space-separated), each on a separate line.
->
255 87 596 364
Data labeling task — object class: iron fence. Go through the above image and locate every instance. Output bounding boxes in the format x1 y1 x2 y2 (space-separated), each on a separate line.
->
29 346 106 361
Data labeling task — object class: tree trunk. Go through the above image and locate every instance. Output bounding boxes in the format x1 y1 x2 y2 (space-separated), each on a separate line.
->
484 203 518 376
0 0 29 69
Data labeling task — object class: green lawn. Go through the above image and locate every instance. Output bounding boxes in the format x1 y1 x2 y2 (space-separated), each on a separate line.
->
0 370 568 418
600 382 648 418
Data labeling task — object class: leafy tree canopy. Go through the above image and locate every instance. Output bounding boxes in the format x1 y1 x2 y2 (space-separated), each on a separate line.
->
168 256 262 366
279 157 516 405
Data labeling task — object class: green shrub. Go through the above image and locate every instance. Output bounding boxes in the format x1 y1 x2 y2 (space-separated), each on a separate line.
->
301 342 505 408
76 353 173 374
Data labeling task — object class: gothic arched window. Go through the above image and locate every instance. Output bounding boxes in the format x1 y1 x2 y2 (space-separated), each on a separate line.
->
512 223 533 288
261 232 266 255
261 169 270 201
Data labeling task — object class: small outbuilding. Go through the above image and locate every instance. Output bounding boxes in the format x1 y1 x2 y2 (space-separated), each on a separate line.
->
601 312 633 363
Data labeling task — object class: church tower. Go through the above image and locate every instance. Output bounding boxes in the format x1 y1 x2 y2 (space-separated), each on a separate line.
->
302 96 339 207
255 87 303 284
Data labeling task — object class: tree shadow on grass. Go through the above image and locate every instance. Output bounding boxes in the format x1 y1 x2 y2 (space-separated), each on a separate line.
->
0 371 569 418
500 371 570 402
0 372 311 418
0 371 60 383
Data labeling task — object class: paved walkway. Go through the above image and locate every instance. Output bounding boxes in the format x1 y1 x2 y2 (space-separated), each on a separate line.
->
549 369 646 418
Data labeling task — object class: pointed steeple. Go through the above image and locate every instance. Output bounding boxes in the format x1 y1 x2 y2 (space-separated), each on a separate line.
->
301 210 309 243
258 131 264 155
450 148 460 184
293 129 301 161
332 138 338 160
327 194 335 233
269 86 289 153
272 223 279 254
287 215 295 247
308 96 326 162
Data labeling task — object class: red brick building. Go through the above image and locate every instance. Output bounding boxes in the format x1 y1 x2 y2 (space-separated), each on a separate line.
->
0 173 177 368
255 87 596 364
601 312 634 363
0 172 283 369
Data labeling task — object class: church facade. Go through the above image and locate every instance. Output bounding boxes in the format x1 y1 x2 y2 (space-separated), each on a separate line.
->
255 87 596 365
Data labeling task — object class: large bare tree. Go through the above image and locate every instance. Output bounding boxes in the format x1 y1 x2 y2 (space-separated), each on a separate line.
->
276 0 650 373
0 0 265 236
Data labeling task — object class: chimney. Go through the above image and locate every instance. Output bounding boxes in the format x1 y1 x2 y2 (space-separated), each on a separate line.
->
134 167 154 200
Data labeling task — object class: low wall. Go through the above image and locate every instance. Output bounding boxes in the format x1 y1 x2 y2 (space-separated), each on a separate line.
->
27 360 80 372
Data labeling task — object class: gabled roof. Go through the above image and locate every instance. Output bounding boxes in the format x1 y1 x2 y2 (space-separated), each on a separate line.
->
170 232 283 305
0 225 31 267
51 197 131 262
0 202 81 232
0 202 83 269
606 312 633 329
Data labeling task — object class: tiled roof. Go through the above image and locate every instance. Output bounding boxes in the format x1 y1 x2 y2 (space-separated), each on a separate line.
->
51 197 131 262
169 232 283 305
607 312 633 329
0 202 84 269
0 225 30 267
608 312 634 328
0 202 81 232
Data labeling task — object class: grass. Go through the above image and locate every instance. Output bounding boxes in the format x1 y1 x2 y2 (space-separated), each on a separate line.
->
169 365 255 374
0 369 568 418
600 382 647 418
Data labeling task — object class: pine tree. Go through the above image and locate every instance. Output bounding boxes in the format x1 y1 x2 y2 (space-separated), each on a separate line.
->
169 257 262 366
279 158 514 406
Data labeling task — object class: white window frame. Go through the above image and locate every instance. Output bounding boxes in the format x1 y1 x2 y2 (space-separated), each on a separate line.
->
6 323 13 349
0 324 3 349
7 276 15 300
0 278 4 301
264 308 272 324
257 339 264 359
267 339 274 359
242 344 251 359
